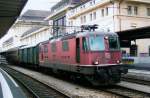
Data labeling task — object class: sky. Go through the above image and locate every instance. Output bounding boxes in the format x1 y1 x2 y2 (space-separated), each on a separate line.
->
21 0 61 14
0 0 61 46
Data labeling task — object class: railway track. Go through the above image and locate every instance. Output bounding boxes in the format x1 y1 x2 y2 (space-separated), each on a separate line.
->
1 64 150 98
101 85 150 98
107 74 150 98
0 65 69 98
122 77 150 86
122 75 150 86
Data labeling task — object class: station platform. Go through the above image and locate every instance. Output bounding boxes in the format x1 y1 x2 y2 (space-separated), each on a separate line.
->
0 68 27 98
126 63 150 71
122 56 150 70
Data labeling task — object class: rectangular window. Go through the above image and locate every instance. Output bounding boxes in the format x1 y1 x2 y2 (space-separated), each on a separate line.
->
82 37 88 51
51 43 56 52
108 37 120 50
93 0 95 4
101 9 104 17
127 6 138 15
147 8 150 16
93 12 96 20
44 45 48 53
89 36 105 51
90 13 92 21
134 6 138 15
63 16 66 26
90 1 92 6
39 47 43 53
106 7 109 16
127 6 132 15
80 16 83 23
83 15 86 23
62 41 69 51
83 5 85 8
70 21 73 26
53 16 66 36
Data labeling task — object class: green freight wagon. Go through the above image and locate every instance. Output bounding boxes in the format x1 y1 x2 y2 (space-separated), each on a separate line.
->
22 48 28 63
27 46 39 65
19 49 23 63
27 48 33 64
19 45 39 65
33 45 39 65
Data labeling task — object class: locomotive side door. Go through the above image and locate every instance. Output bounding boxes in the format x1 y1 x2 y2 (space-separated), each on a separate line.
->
76 38 80 63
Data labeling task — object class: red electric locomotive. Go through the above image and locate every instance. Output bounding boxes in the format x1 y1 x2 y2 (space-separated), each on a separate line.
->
39 28 127 85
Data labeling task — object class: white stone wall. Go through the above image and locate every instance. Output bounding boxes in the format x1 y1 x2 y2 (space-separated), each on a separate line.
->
115 1 150 32
135 39 150 56
67 0 150 32
20 27 52 46
0 24 32 52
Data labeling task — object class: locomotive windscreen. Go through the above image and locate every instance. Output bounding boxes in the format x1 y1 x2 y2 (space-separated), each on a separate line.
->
89 36 105 51
108 37 120 50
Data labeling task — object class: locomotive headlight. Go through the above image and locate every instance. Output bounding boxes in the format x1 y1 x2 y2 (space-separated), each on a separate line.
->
93 60 99 65
104 36 108 40
117 60 121 64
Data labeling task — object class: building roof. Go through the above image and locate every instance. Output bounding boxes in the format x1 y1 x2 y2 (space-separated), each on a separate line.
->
51 0 70 11
21 26 42 37
73 0 91 8
3 37 13 45
18 10 51 21
45 0 90 20
51 0 89 11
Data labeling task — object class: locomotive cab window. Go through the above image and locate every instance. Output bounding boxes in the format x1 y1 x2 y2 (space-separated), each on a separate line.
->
89 36 105 51
39 47 43 53
44 45 48 53
82 37 88 51
62 41 69 51
108 37 120 50
51 43 57 52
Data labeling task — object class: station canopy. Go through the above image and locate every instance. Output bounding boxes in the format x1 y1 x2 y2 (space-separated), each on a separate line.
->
0 0 28 38
117 26 150 40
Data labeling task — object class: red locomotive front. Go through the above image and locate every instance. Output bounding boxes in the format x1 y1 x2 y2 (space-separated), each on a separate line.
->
79 32 121 66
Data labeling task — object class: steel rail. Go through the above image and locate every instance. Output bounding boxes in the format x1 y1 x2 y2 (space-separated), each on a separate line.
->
0 65 69 98
122 76 150 86
101 85 150 98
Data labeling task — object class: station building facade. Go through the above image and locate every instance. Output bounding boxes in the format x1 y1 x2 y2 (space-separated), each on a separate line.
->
20 26 51 46
20 0 87 48
66 0 150 57
0 10 50 52
45 0 89 36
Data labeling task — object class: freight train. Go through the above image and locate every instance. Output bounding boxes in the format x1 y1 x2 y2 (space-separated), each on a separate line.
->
2 28 128 85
